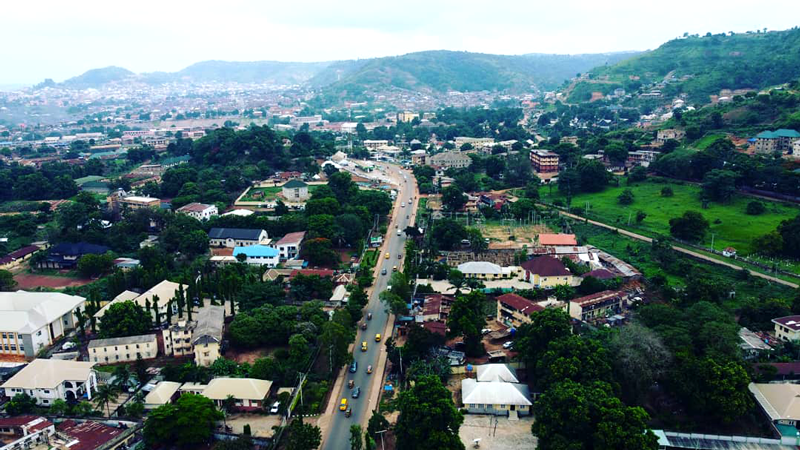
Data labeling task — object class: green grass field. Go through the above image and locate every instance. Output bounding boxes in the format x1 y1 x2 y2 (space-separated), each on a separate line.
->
541 178 799 255
692 133 727 150
241 186 282 201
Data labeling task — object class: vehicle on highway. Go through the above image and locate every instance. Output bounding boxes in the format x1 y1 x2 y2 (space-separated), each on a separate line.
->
503 341 514 349
385 252 390 259
348 379 355 389
396 230 401 236
375 333 381 342
351 387 361 398
401 202 405 207
361 341 368 351
392 265 397 271
367 365 373 374
340 398 348 411
397 253 402 259
381 268 387 275
367 312 373 320
345 407 352 417
361 322 367 330
270 401 280 414
349 361 358 373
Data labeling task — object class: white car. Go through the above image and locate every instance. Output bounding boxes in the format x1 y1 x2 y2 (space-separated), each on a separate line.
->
481 328 491 335
270 401 280 414
401 202 405 207
502 341 514 349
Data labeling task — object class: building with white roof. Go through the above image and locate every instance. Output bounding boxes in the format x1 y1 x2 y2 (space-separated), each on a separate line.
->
202 378 273 411
88 334 158 364
144 381 182 410
95 280 182 321
176 202 218 221
192 306 224 367
221 209 255 218
1 359 97 405
475 364 519 383
461 378 532 418
0 291 85 358
456 261 515 280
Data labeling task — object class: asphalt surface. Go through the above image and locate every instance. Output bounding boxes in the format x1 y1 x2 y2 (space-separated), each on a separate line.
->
321 164 416 450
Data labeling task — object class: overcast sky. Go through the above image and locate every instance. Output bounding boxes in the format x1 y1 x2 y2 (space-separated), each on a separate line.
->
2 0 799 85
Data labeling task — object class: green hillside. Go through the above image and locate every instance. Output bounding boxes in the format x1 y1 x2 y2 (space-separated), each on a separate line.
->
592 27 800 102
60 66 134 89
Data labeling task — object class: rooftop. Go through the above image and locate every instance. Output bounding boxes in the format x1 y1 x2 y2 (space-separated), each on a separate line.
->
283 179 308 188
749 383 800 422
56 419 125 450
88 334 156 349
177 202 215 213
773 315 800 332
0 291 85 334
202 377 273 401
1 359 96 390
208 227 266 241
276 231 306 245
475 364 519 383
461 379 532 406
144 381 182 405
496 293 544 317
192 306 224 345
520 256 571 277
233 245 279 258
570 290 623 307
457 261 507 275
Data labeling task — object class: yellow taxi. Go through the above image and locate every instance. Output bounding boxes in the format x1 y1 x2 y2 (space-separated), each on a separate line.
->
340 398 348 411
385 252 390 259
361 341 368 351
375 333 381 342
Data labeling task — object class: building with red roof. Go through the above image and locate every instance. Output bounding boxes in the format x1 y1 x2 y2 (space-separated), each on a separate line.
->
0 416 55 449
568 290 625 322
496 293 544 328
54 420 134 450
520 256 573 288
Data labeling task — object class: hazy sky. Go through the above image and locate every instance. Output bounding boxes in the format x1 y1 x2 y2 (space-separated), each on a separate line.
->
3 0 799 85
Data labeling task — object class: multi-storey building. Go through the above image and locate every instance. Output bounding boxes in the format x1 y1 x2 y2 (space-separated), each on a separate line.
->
0 291 85 358
88 334 158 364
529 149 559 174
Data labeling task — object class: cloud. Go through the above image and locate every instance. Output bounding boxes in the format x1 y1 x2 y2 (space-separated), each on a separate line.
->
1 0 799 84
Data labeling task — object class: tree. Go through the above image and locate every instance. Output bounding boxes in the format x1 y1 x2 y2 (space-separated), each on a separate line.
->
753 231 784 256
661 186 674 197
441 185 467 211
778 215 800 257
514 308 571 369
604 142 629 164
77 252 115 278
395 375 465 450
617 189 635 205
93 384 120 417
608 324 671 403
98 300 152 338
447 292 486 357
367 411 390 439
301 237 339 266
144 393 223 448
628 166 647 183
635 210 647 223
576 159 609 193
380 290 408 316
286 417 322 450
532 380 658 450
350 424 364 450
320 320 352 372
447 269 466 294
112 364 134 390
125 400 145 418
702 169 737 203
669 210 709 242
0 269 17 291
50 398 69 416
536 336 614 390
6 393 37 415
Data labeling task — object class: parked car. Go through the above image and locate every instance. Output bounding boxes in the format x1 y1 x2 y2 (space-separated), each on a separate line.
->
270 401 280 414
503 341 514 349
351 387 361 398
481 328 491 335
349 361 358 373
361 322 367 330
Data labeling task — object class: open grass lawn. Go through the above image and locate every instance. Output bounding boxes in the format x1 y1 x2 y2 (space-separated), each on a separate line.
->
692 133 727 150
542 178 799 255
241 186 282 201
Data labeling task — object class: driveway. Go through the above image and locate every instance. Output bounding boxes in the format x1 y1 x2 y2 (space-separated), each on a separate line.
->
459 414 537 450
219 413 283 438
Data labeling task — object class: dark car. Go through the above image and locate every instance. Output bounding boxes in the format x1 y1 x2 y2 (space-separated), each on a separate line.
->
351 387 361 398
349 361 358 373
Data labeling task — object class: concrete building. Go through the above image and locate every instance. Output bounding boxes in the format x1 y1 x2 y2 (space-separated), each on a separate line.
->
232 245 280 267
115 195 160 214
0 416 56 450
496 293 544 328
95 280 182 322
749 383 800 438
739 327 772 360
427 152 472 169
202 378 273 411
208 228 269 248
363 140 389 150
88 334 158 364
39 242 109 270
282 179 309 201
461 378 532 418
162 319 196 358
755 129 800 154
144 381 182 410
656 129 685 144
0 291 85 358
529 149 559 174
192 306 224 367
456 261 515 280
275 231 305 260
176 202 218 221
773 316 800 342
520 256 574 288
1 359 97 405
397 112 419 123
568 290 625 321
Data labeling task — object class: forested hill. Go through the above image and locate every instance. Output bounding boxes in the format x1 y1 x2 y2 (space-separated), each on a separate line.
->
320 50 640 94
591 27 800 102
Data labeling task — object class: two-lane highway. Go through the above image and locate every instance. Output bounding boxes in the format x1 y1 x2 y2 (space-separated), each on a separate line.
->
321 164 417 449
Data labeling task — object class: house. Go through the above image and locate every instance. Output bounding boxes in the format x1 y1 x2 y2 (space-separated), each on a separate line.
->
529 150 559 174
537 233 577 247
520 256 573 288
461 378 532 418
144 381 182 409
723 247 737 257
162 319 196 358
54 419 135 450
208 228 269 248
0 245 40 270
0 416 55 450
496 293 544 328
755 129 800 154
0 291 85 358
422 321 447 336
176 202 218 221
1 359 97 404
329 285 350 307
656 129 685 144
88 334 158 364
282 179 309 201
221 209 255 217
192 306 224 367
753 362 800 383
457 261 515 280
739 328 772 360
420 294 454 322
275 231 306 260
96 280 183 321
114 195 161 214
233 245 279 267
569 290 625 322
262 268 294 282
773 316 800 342
38 242 109 270
476 364 519 383
427 152 472 169
581 268 616 280
202 378 273 411
749 383 800 437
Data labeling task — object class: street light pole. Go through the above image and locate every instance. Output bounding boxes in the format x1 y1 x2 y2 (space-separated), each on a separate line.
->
376 430 387 450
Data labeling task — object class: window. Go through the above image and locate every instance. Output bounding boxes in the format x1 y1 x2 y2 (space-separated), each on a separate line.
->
10 345 15 351
1 333 5 339
93 349 96 353
43 390 50 394
42 399 49 404
36 331 42 336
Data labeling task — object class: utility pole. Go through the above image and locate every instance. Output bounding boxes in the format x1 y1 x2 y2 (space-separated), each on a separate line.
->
376 430 387 450
711 233 716 251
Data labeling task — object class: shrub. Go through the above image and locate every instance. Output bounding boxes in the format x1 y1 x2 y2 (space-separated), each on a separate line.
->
746 201 766 215
661 186 674 197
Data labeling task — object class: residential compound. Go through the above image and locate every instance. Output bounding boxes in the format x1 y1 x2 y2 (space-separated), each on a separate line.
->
773 315 800 342
176 202 218 220
88 334 158 364
282 179 310 201
0 416 56 449
1 359 97 404
427 151 472 169
275 231 305 260
520 256 574 288
529 149 559 174
94 280 183 321
0 291 85 358
208 228 269 248
568 290 626 321
754 129 800 154
656 128 686 144
163 306 225 366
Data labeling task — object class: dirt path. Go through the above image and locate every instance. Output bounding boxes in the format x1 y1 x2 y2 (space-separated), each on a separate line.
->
553 208 799 288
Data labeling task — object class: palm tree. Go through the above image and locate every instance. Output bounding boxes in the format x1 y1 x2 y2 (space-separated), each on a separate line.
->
112 365 133 391
93 384 120 418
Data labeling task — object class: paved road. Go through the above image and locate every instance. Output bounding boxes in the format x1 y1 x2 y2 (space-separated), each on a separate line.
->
321 164 417 450
554 208 799 288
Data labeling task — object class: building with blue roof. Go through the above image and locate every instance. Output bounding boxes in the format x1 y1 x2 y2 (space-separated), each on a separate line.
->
233 245 279 267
